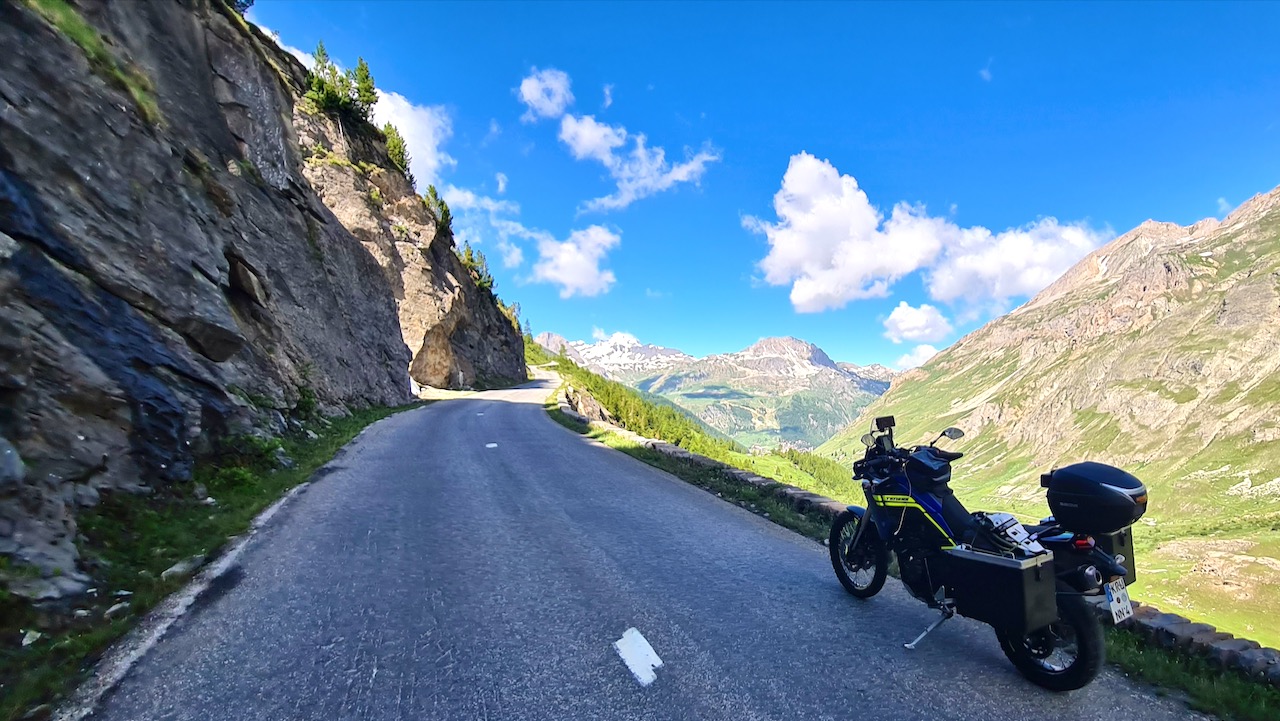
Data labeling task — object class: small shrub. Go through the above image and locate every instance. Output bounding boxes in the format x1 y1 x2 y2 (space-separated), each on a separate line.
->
217 434 281 468
367 186 383 207
295 384 318 420
210 467 257 491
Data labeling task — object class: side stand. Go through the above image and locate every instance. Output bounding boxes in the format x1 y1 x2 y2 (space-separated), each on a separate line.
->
903 606 955 650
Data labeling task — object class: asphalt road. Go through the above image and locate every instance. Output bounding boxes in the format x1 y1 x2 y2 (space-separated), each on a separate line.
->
92 379 1198 720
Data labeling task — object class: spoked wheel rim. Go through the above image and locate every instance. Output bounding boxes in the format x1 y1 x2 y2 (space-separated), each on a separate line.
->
1021 621 1080 673
839 518 877 589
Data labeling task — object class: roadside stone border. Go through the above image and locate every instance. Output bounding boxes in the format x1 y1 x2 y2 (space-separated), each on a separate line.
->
558 383 1280 690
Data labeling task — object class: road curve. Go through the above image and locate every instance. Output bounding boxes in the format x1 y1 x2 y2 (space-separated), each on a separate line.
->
91 379 1198 720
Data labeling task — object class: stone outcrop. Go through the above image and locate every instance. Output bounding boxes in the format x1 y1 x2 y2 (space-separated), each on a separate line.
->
293 110 523 390
0 0 521 599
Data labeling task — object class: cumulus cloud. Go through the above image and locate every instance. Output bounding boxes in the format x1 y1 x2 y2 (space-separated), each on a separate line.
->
559 115 628 163
603 84 614 109
926 219 1107 306
532 226 621 298
444 187 623 296
558 114 719 212
518 67 574 122
883 302 953 344
370 90 455 188
1217 197 1232 216
896 344 940 370
495 172 508 194
747 152 1108 313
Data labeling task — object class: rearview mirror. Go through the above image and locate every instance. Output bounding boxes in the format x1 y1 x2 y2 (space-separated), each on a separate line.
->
942 427 964 440
861 433 875 448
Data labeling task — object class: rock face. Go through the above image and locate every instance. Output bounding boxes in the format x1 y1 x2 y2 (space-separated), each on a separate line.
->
0 0 520 599
294 110 523 390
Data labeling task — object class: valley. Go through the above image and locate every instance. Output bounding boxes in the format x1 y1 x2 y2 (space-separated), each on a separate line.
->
536 332 894 448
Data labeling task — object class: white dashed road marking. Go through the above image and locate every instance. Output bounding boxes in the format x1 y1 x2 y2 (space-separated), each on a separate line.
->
485 443 498 449
477 412 484 416
613 627 663 686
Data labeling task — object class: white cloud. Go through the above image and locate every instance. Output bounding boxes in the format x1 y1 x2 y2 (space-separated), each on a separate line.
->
747 152 1108 313
483 119 501 146
645 288 669 299
497 238 523 268
896 344 939 370
557 114 720 212
1217 197 1232 216
591 327 608 341
603 84 614 109
883 302 953 344
585 137 719 212
559 115 627 164
926 219 1107 306
532 226 621 298
979 58 993 82
371 90 454 188
518 67 574 122
495 172 508 194
444 187 623 294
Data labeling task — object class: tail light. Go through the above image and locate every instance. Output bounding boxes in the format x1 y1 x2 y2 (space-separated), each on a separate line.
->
1071 534 1096 550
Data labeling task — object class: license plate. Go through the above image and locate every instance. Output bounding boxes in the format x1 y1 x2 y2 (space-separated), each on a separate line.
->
1104 577 1133 624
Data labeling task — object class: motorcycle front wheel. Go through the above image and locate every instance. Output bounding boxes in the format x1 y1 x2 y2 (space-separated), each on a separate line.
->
828 509 888 599
995 584 1105 691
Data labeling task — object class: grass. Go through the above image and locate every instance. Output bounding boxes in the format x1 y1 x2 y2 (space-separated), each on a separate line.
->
21 0 162 126
1107 627 1280 721
0 402 425 721
544 396 831 542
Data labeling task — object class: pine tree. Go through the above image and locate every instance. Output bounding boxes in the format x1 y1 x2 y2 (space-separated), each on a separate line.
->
383 123 414 187
353 58 377 118
313 41 329 71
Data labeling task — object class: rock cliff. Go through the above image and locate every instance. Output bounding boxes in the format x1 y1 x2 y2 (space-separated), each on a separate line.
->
0 0 521 599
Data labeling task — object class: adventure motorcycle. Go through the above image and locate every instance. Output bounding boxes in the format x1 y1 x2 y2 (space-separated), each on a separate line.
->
828 415 1147 691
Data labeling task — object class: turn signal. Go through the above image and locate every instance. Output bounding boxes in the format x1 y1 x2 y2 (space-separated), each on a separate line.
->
1071 534 1096 550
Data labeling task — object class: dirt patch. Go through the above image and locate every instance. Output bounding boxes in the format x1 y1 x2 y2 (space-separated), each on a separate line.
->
1155 538 1280 602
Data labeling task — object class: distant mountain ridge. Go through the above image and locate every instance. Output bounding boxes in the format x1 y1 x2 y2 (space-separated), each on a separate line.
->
536 333 896 447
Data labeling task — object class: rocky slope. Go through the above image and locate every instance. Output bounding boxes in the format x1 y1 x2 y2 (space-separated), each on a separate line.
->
817 188 1280 644
0 0 520 600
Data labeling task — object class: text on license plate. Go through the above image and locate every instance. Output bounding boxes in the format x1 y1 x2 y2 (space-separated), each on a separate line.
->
1104 577 1133 624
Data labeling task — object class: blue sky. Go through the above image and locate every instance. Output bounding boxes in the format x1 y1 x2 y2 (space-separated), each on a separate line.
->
250 1 1280 368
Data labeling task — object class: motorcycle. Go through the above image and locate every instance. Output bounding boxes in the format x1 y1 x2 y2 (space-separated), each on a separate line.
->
828 415 1147 691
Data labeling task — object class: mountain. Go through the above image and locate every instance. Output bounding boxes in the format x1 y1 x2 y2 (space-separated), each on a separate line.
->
838 362 897 386
817 187 1280 647
533 332 586 365
538 331 694 382
637 337 886 448
535 332 893 448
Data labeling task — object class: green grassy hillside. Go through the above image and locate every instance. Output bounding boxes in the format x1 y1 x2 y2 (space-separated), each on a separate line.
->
819 191 1280 648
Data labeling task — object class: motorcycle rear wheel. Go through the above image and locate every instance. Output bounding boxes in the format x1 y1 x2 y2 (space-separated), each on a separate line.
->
829 509 888 599
995 584 1105 691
